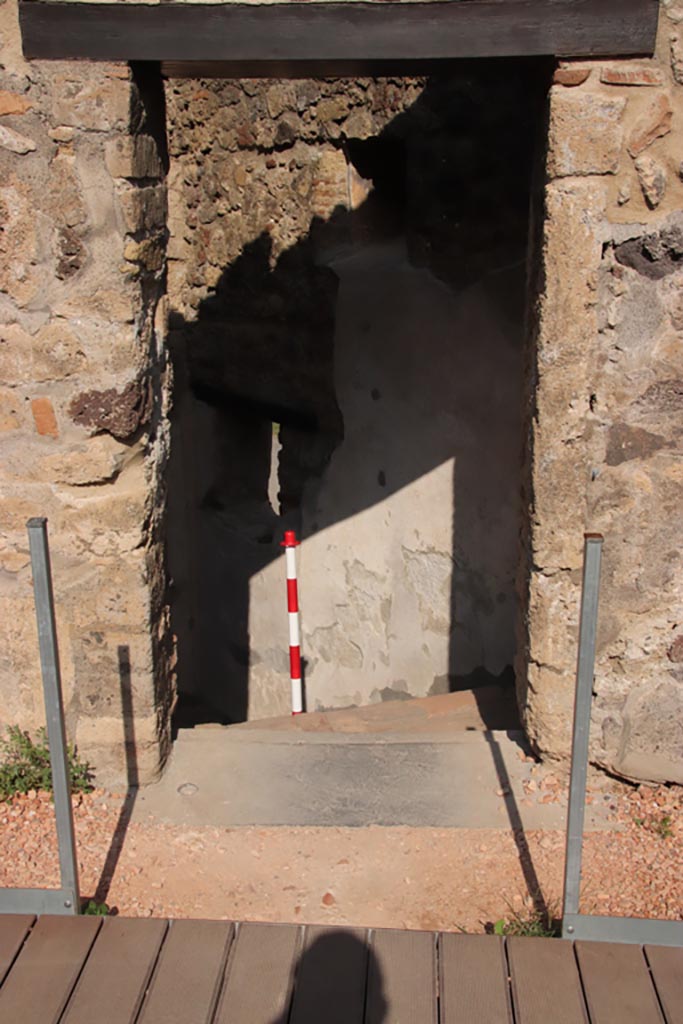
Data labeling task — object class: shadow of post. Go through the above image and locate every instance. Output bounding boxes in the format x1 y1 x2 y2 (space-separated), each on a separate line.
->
484 731 548 920
93 645 138 906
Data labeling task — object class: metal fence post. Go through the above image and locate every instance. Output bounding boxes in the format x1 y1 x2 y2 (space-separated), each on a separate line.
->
26 517 79 913
562 533 603 932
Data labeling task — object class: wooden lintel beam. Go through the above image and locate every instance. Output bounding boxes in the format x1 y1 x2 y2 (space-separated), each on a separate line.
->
19 0 659 65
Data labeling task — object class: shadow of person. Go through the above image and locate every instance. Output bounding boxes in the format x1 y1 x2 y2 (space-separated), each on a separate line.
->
269 930 387 1024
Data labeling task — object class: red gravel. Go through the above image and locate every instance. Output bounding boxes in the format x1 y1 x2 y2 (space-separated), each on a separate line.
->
1 779 680 931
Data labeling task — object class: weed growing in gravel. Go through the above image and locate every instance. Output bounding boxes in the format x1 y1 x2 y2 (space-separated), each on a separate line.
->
82 900 110 916
0 725 93 801
634 812 674 840
655 815 674 839
493 900 560 938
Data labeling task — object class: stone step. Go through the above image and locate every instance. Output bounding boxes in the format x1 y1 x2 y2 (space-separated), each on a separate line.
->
225 685 520 737
134 724 616 833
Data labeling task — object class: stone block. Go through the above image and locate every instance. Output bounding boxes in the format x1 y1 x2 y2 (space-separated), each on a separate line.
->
343 108 375 140
72 630 155 716
0 594 44 727
668 634 683 662
635 153 667 208
0 123 35 154
41 435 128 486
32 322 87 382
55 495 148 572
54 286 138 325
613 681 683 784
671 32 683 84
0 388 22 431
548 93 626 177
0 175 43 306
0 90 32 116
117 185 167 234
311 148 348 218
0 324 32 385
50 72 130 132
105 136 162 180
123 234 165 272
266 82 296 120
49 126 75 144
627 93 673 157
0 488 58 532
74 713 163 787
316 96 350 123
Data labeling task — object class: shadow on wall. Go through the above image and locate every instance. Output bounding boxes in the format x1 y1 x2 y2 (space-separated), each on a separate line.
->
166 63 550 728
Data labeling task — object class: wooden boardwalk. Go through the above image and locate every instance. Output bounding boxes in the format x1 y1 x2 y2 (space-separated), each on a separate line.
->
0 915 681 1023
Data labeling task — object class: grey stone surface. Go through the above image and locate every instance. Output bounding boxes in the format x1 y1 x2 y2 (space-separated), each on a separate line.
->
133 727 615 831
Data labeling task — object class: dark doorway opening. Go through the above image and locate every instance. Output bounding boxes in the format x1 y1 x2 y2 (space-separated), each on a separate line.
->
164 62 550 733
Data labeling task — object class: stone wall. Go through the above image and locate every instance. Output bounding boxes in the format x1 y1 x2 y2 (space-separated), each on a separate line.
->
164 69 543 721
520 2 683 783
2 0 682 786
0 0 172 784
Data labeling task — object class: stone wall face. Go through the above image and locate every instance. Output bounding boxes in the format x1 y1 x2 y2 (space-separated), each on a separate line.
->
2 0 681 787
0 0 172 784
520 1 683 783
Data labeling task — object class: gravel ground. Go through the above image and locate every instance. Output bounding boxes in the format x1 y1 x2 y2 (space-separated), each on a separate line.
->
1 775 680 931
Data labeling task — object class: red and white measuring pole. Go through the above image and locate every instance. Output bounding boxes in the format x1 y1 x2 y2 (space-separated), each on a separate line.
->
281 529 303 715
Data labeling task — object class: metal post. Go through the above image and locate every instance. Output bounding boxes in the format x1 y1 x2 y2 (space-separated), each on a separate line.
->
562 533 603 934
27 517 80 914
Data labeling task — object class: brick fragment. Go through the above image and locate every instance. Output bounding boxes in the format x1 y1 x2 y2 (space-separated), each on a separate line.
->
600 66 664 87
31 397 59 438
553 68 591 87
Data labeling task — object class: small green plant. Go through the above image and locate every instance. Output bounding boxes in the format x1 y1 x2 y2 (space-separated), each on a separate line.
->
0 725 93 801
82 900 110 916
654 814 673 839
493 901 560 938
633 811 674 839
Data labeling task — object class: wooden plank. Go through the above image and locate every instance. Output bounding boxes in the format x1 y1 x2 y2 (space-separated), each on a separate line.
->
61 917 167 1024
507 937 588 1024
367 928 437 1024
289 925 368 1024
19 1 659 64
160 58 522 82
645 945 683 1024
440 934 513 1024
214 922 300 1024
137 918 234 1024
0 915 34 987
0 915 100 1024
575 941 664 1024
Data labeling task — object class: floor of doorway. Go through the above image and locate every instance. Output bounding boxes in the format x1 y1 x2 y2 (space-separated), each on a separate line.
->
133 692 608 831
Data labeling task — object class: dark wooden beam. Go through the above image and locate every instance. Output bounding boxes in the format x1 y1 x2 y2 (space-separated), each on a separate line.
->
19 1 659 65
160 57 550 81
